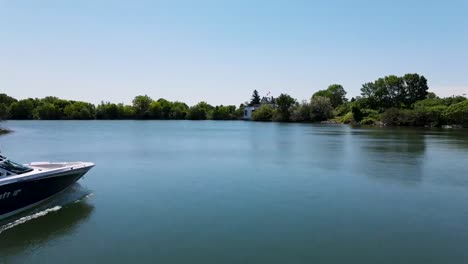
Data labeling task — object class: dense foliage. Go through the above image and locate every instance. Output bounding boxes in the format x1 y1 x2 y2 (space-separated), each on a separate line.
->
1 73 467 127
360 74 428 110
0 94 242 121
347 74 467 127
313 84 347 108
274 94 296 121
251 105 275 121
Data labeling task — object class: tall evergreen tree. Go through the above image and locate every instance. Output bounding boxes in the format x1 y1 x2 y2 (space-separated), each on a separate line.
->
250 90 261 106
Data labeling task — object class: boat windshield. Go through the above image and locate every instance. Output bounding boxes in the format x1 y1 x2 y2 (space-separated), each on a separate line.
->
0 159 33 174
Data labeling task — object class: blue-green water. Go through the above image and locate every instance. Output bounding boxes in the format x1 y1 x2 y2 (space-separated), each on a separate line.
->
1 121 468 263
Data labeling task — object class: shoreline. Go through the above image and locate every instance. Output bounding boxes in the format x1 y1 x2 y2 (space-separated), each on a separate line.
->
1 77 466 128
2 119 466 130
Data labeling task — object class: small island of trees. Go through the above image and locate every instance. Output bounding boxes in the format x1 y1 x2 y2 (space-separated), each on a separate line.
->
1 73 467 128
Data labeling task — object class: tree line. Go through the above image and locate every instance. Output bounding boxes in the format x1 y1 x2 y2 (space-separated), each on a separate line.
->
1 73 467 127
249 73 467 127
0 94 244 121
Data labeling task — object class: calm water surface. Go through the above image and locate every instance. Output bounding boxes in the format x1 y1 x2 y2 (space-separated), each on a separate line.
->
0 121 468 263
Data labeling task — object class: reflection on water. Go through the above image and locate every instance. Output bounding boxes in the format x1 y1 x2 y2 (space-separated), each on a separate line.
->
352 127 427 184
425 129 468 151
0 184 94 260
356 128 426 159
0 202 93 253
0 121 468 264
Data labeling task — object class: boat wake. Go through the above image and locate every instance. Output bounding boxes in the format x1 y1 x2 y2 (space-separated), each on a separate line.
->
0 184 93 235
0 206 62 234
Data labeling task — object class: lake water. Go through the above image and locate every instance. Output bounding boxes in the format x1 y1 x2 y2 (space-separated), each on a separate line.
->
0 121 468 263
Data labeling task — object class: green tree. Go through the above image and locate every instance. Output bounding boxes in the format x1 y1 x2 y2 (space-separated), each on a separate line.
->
156 98 173 119
360 74 428 110
0 104 8 120
313 84 347 108
132 95 153 119
234 104 245 119
63 102 95 119
0 93 17 106
170 102 189 119
402 73 429 106
361 76 402 110
118 104 136 119
44 97 71 119
149 101 163 119
96 102 120 119
312 89 331 99
290 101 312 122
187 102 213 120
9 99 34 119
250 90 261 106
34 103 61 119
310 96 333 121
327 84 347 107
275 93 296 121
426 92 437 99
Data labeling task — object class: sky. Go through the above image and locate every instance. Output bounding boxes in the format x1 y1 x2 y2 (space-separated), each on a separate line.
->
1 0 467 106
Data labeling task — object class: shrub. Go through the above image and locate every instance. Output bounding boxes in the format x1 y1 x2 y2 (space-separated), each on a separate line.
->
310 96 334 122
335 104 350 117
339 111 354 124
361 109 380 119
443 96 467 106
351 106 364 122
290 101 311 122
211 105 236 120
382 108 402 126
414 98 445 108
187 102 213 120
444 100 468 127
382 108 417 126
413 105 447 127
252 105 275 121
360 117 378 125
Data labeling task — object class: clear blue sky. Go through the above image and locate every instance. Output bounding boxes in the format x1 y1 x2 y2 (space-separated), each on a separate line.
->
1 0 467 105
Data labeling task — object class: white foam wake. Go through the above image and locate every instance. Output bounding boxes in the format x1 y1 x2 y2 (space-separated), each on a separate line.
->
0 206 62 234
74 193 94 203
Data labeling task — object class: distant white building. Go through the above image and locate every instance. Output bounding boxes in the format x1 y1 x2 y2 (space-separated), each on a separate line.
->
243 96 276 120
243 106 259 120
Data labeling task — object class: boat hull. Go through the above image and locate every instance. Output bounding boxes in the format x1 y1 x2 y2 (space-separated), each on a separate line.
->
0 168 90 220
